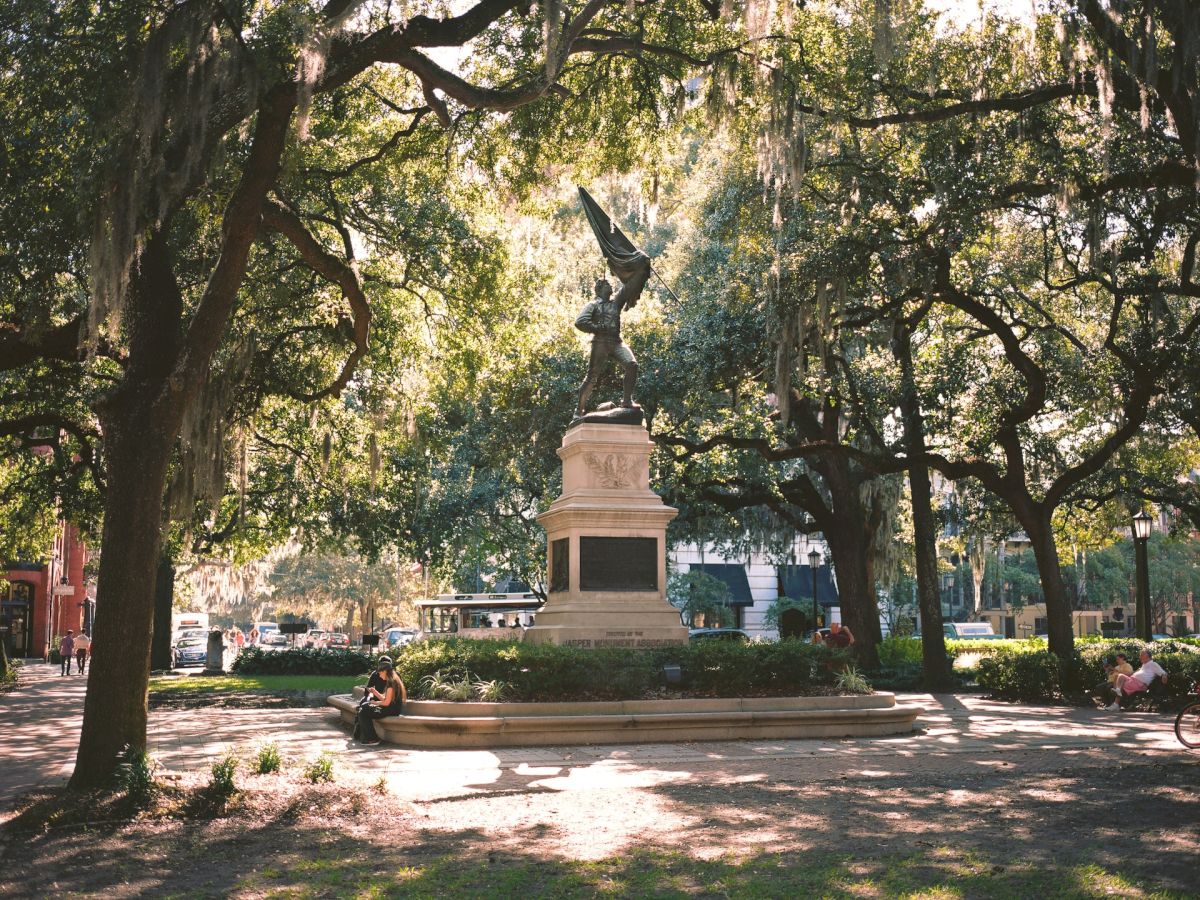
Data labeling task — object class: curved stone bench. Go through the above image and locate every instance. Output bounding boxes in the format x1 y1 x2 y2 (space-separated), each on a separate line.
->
328 689 922 748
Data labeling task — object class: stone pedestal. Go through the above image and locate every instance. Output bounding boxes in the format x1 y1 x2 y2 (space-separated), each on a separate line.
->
524 423 687 648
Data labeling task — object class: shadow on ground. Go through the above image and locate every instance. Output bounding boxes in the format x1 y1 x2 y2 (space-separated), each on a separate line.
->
2 757 1195 898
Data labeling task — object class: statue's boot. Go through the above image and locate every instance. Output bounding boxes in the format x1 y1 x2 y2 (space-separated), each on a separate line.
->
621 365 638 408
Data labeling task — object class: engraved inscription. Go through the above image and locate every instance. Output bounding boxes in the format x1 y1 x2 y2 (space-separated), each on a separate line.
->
583 452 634 488
550 538 570 593
579 536 657 592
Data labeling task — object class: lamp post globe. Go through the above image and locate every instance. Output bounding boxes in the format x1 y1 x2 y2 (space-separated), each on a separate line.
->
1132 510 1152 641
1132 510 1152 541
808 548 821 630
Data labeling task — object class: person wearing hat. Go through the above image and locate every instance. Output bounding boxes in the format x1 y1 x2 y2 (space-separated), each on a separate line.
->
354 656 406 745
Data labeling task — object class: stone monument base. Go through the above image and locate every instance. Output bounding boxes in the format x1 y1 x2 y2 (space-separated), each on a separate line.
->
524 422 687 648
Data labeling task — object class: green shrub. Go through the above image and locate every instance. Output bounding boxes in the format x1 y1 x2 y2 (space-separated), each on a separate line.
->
975 639 1200 703
231 646 375 676
421 671 474 701
116 745 158 801
253 742 282 775
835 666 872 694
210 753 239 796
876 635 924 668
391 638 848 702
473 678 512 702
0 645 16 691
977 650 1063 701
303 753 335 784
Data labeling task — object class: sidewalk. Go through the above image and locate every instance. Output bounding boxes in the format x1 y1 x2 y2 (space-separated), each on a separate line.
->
1 662 1193 812
0 661 89 809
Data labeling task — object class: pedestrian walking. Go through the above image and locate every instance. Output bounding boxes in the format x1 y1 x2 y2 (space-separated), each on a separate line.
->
59 630 76 675
73 631 91 674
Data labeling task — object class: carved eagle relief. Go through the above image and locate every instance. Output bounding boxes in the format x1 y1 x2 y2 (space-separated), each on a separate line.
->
583 452 634 488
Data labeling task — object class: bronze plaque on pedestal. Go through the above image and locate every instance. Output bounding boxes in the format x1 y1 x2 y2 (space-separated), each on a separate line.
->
550 538 570 593
579 536 657 591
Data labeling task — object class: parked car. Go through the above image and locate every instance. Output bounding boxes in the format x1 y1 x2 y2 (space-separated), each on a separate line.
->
943 622 1003 640
327 632 351 649
172 636 208 668
384 627 417 648
262 632 290 651
305 630 328 649
688 627 750 643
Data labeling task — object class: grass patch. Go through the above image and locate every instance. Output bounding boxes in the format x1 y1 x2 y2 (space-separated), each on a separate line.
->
148 674 361 695
235 846 1187 899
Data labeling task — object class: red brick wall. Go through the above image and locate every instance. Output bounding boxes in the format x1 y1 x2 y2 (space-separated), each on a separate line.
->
4 522 90 657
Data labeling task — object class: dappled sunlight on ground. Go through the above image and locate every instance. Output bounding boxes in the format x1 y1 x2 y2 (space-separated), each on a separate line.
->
3 670 1199 897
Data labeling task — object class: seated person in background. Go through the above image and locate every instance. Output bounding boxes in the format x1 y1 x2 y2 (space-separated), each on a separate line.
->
354 656 407 745
825 621 855 649
1094 654 1133 705
1106 649 1167 710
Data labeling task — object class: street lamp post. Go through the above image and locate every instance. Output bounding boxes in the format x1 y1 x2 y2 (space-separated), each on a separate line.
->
1132 510 1153 641
808 548 821 630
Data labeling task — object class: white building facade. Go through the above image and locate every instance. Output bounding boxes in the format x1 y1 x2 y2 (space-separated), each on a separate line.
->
669 535 839 641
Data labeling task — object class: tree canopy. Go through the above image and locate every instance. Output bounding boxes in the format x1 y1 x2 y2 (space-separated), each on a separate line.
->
3 0 1199 780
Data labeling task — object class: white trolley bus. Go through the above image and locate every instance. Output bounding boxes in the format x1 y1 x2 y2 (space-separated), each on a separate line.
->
415 592 543 641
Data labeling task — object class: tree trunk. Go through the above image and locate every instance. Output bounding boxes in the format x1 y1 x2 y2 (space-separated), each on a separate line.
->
68 96 293 787
908 465 952 688
969 537 986 616
893 323 952 688
1021 510 1075 660
150 553 175 671
824 513 881 669
70 409 176 786
70 232 187 788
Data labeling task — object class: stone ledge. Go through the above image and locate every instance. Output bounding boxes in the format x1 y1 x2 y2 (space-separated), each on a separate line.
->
328 692 923 748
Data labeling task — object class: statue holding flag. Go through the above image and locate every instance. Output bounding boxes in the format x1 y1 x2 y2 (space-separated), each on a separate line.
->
573 188 658 424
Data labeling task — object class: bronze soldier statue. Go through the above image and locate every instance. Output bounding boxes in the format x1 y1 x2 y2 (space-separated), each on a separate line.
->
574 254 651 419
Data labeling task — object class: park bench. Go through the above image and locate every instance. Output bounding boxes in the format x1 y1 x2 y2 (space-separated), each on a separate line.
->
1118 675 1170 712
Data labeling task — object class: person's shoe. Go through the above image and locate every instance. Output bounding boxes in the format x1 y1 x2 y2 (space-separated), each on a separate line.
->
361 739 381 745
1105 702 1121 711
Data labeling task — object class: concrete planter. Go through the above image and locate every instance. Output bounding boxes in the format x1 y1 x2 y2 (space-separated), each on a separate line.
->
329 690 922 748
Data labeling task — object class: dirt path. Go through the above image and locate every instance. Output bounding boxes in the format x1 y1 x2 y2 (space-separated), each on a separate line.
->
1 750 1195 897
3 666 1197 897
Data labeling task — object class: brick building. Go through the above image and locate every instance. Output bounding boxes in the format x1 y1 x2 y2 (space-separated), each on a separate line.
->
1 522 92 659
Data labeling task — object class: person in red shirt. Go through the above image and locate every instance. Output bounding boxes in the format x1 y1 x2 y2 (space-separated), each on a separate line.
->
825 621 855 649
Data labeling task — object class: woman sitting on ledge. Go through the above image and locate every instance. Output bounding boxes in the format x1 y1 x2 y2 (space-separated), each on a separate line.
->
354 656 407 745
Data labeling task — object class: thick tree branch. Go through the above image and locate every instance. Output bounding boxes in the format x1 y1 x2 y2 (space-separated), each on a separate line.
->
260 198 371 403
0 317 88 371
174 89 296 405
